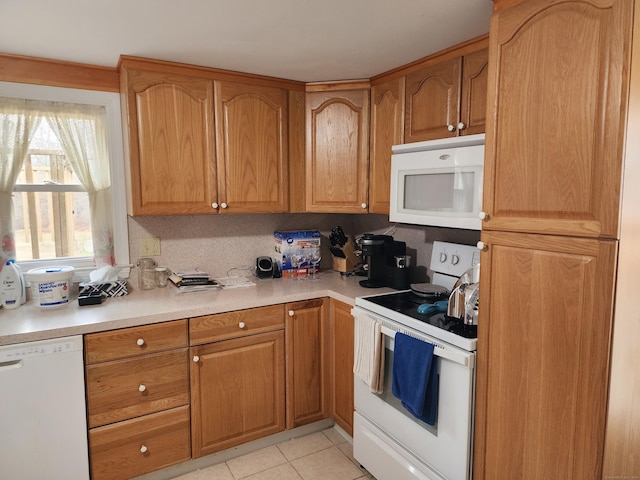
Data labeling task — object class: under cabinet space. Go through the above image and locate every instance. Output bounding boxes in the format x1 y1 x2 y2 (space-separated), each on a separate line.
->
89 405 191 480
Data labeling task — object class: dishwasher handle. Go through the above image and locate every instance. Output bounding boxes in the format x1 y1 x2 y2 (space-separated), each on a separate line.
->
0 359 23 371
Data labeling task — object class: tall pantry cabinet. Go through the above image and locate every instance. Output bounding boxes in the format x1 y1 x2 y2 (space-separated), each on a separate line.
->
474 1 633 479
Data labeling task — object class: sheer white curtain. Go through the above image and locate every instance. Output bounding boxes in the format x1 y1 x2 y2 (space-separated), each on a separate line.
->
0 99 42 266
46 102 114 267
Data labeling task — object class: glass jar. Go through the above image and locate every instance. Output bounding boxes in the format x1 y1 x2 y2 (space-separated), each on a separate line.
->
137 257 157 290
155 266 170 288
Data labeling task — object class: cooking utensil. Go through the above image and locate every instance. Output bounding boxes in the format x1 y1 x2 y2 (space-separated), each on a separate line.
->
447 263 480 321
410 283 449 298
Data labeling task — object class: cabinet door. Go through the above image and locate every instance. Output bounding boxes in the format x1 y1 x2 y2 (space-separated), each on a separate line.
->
285 298 330 428
481 0 632 238
122 67 217 215
473 231 617 480
369 77 405 214
460 48 489 136
215 81 288 213
306 89 370 213
405 57 461 142
329 299 354 436
190 330 285 457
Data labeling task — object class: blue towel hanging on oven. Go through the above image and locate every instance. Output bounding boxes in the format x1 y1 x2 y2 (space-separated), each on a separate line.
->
391 332 439 425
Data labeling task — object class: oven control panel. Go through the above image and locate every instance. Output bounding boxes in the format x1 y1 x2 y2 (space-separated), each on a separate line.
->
430 241 479 277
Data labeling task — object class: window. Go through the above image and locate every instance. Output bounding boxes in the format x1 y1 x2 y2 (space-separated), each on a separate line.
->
0 82 129 281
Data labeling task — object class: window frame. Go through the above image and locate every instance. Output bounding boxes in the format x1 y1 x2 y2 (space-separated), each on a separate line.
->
0 81 130 281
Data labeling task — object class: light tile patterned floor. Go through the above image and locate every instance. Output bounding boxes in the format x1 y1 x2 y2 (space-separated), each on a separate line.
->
172 428 375 480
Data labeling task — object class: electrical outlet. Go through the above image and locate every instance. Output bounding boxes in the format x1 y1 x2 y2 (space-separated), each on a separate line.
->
139 237 161 256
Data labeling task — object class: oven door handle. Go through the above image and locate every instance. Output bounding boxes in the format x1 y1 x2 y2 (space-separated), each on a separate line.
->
381 325 474 369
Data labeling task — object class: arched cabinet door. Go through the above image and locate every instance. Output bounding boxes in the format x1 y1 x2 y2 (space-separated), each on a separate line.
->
481 0 633 238
121 63 217 216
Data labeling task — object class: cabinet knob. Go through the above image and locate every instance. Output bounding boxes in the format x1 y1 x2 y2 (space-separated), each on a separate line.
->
361 203 367 209
477 241 488 251
140 445 148 454
193 355 200 363
479 211 489 221
136 338 145 346
288 310 294 317
238 322 246 329
220 202 228 209
457 122 466 130
138 384 146 393
212 202 219 209
447 124 456 132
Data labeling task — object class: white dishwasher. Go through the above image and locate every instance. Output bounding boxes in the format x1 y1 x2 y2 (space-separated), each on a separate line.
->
0 335 90 480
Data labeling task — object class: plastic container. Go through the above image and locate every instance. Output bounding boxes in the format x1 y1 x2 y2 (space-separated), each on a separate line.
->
0 261 22 309
26 266 75 309
137 257 157 290
12 261 26 304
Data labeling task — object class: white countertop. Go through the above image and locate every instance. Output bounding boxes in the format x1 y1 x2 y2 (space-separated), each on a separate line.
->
0 272 393 346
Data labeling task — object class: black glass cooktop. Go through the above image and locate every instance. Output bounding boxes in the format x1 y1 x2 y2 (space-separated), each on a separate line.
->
363 291 478 339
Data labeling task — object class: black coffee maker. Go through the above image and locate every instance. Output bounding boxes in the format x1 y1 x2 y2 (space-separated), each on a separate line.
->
358 234 409 289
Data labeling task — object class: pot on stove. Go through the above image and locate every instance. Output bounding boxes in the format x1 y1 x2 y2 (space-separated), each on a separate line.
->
447 264 480 325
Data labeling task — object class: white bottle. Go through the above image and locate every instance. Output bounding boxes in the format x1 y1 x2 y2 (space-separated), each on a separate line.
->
0 260 22 309
11 261 26 304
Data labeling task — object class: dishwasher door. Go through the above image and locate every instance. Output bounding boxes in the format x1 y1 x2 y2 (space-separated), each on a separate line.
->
0 335 90 480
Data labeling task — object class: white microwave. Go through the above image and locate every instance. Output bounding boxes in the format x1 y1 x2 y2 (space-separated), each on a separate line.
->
389 133 485 230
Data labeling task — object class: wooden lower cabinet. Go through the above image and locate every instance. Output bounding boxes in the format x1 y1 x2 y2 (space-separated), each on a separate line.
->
84 321 190 480
285 298 330 428
474 231 617 479
329 299 355 435
190 329 286 457
89 406 191 480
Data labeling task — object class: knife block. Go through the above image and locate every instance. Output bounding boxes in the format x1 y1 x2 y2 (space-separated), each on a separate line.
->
331 240 359 272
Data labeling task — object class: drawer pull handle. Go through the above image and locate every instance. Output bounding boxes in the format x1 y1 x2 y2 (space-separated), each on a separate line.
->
136 338 145 346
138 384 146 392
193 355 200 363
288 310 294 317
239 322 246 329
140 445 148 454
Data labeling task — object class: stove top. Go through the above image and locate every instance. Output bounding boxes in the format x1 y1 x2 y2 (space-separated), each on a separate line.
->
354 290 477 351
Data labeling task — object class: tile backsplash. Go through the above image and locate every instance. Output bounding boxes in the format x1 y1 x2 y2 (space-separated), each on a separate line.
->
127 213 480 284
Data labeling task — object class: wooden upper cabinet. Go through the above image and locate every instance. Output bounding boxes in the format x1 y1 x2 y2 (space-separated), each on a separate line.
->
481 0 632 238
369 77 405 214
404 47 488 143
474 231 617 480
214 81 289 213
120 64 217 216
405 57 461 142
306 86 370 213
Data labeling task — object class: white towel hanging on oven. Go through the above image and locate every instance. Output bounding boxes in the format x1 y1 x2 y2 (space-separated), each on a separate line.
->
353 311 385 393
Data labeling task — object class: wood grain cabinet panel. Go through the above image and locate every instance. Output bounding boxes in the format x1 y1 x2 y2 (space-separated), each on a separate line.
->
120 64 217 215
214 81 289 213
305 88 370 213
190 330 285 457
474 231 617 480
285 298 330 428
369 77 405 214
329 299 355 436
89 406 191 480
481 0 632 237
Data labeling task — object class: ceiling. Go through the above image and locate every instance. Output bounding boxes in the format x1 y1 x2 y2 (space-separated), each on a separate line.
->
0 0 493 83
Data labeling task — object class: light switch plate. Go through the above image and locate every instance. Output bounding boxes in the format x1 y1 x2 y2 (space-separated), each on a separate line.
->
139 237 161 256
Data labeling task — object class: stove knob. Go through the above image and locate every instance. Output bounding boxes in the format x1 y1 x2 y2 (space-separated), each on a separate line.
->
439 252 447 263
451 254 460 265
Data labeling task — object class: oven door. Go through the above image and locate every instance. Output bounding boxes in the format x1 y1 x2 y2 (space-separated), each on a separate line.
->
352 307 476 480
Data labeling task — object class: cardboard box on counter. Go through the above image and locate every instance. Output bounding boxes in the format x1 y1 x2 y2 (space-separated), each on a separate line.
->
79 280 129 297
274 230 321 278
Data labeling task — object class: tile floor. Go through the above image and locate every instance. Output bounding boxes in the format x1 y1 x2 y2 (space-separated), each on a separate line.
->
172 428 375 480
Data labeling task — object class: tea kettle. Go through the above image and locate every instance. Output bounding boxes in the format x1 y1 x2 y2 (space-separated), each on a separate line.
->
447 263 480 325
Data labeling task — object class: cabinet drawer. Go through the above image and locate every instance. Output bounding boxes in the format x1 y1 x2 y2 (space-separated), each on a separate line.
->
86 349 189 428
85 319 188 364
190 304 284 345
89 405 191 480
